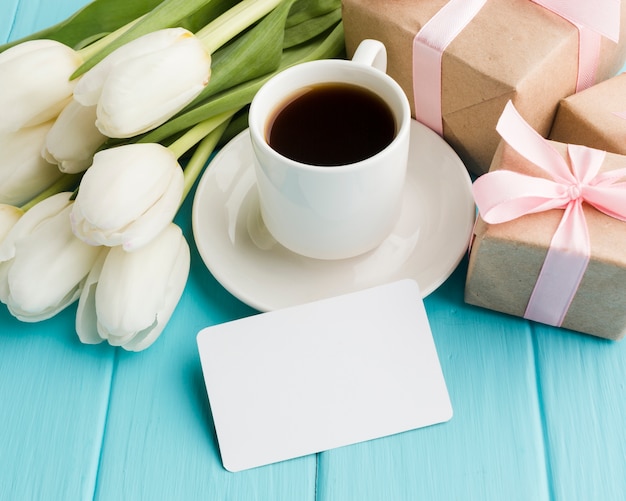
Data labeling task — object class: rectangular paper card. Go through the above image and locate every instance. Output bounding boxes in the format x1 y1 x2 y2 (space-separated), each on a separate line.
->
196 279 453 472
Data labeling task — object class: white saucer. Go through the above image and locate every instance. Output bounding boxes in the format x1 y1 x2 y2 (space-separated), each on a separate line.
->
192 120 475 312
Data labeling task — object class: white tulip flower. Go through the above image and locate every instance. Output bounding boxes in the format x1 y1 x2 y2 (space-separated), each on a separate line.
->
0 191 72 262
73 28 211 138
0 192 103 322
0 39 82 134
0 120 65 206
42 99 106 173
76 223 190 351
74 28 195 106
70 143 184 251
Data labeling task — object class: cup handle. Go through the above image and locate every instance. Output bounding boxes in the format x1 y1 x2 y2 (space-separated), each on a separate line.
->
351 39 387 73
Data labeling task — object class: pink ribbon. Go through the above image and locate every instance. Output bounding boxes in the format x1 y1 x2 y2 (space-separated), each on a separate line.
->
473 101 626 327
412 0 486 136
531 0 621 91
412 0 621 136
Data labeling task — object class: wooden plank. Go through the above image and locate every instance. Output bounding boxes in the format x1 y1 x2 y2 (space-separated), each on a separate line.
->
7 0 89 41
4 1 626 499
92 202 318 499
0 1 19 41
533 324 626 500
0 2 115 500
0 307 115 500
316 263 551 501
534 62 626 501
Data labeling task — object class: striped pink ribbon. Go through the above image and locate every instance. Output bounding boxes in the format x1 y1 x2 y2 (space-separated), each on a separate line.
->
473 101 626 327
412 0 621 136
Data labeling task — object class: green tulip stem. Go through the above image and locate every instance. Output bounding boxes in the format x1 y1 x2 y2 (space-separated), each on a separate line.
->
20 173 83 212
167 109 236 160
180 117 232 204
196 0 283 54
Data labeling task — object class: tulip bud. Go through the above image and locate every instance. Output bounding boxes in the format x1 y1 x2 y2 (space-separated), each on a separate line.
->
0 192 103 322
73 28 211 138
0 190 72 262
74 28 195 107
70 143 184 251
42 99 106 173
0 40 82 134
76 223 190 351
0 121 65 206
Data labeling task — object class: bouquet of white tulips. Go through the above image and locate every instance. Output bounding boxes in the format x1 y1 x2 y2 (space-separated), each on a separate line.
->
0 0 344 350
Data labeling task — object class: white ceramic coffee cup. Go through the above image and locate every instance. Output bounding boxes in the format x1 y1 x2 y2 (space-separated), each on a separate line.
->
248 39 411 260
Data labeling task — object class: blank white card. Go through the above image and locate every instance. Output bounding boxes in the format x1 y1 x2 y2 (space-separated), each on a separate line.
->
196 279 453 472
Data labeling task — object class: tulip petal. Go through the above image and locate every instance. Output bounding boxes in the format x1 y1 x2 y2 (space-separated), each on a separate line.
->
71 143 183 250
95 34 211 138
76 143 176 224
122 234 190 351
42 99 106 173
4 203 103 320
103 328 141 346
6 280 83 323
0 40 81 133
0 205 23 243
0 121 65 206
95 224 190 350
0 192 72 262
75 249 108 345
120 168 184 252
0 261 10 303
74 28 193 107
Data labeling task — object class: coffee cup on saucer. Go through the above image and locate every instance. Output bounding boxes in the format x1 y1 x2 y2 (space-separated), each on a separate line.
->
248 39 411 260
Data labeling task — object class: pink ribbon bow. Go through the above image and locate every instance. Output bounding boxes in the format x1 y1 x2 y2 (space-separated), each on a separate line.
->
473 101 626 327
412 0 621 136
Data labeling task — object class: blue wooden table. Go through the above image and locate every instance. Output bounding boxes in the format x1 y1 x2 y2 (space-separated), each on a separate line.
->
2 1 625 499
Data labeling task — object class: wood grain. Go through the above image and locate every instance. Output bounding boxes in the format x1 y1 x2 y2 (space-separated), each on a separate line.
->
1 2 626 500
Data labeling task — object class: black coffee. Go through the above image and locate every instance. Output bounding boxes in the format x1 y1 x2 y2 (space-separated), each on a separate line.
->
266 82 396 166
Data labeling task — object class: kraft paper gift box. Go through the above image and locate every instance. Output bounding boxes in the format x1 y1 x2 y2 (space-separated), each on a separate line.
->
464 102 626 341
550 72 626 155
342 0 626 176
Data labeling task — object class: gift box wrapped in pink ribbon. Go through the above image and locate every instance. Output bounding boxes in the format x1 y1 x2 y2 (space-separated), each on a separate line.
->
465 102 626 341
550 72 626 155
342 0 626 176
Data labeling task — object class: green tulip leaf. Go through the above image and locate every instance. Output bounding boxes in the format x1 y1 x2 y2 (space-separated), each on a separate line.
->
71 0 240 78
286 0 340 27
284 7 341 48
195 0 296 101
0 0 163 52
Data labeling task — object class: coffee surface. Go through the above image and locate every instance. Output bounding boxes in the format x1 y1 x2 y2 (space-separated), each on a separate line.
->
267 83 396 166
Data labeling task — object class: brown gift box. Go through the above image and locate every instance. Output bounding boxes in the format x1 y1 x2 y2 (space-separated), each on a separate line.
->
342 0 626 176
550 72 626 154
464 139 626 341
